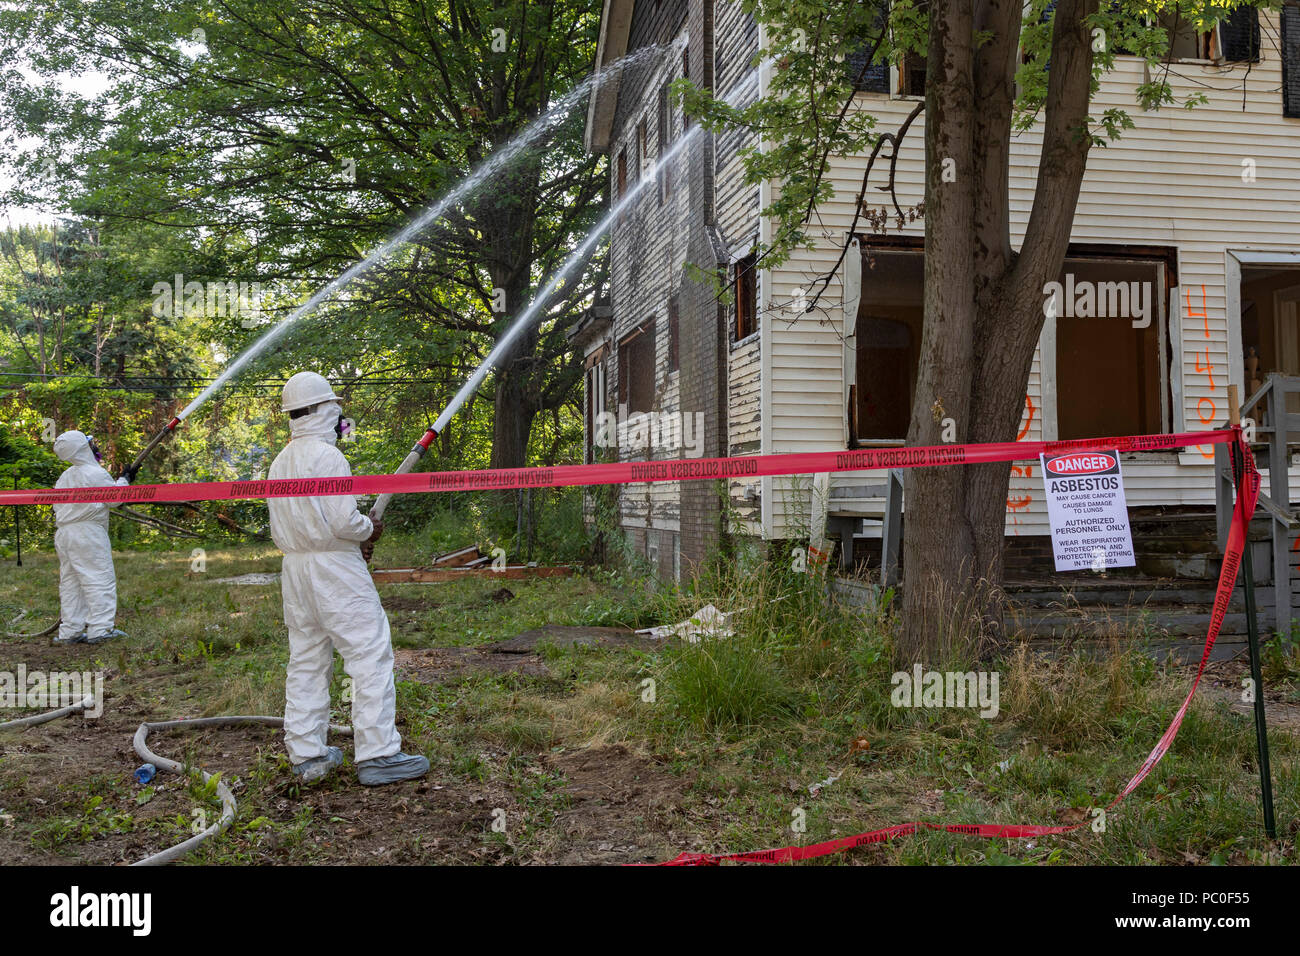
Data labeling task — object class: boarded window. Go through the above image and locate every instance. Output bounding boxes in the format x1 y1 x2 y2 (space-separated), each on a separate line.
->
1284 5 1300 116
618 322 656 414
734 254 757 341
1051 257 1168 440
668 295 680 372
1216 7 1260 62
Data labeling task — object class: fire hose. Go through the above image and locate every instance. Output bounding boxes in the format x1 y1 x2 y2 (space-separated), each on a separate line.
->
0 702 351 865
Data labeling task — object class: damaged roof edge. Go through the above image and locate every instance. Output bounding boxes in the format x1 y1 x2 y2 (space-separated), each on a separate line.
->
584 0 635 155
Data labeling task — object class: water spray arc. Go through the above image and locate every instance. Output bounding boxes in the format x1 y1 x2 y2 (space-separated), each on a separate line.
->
368 65 761 522
117 46 668 480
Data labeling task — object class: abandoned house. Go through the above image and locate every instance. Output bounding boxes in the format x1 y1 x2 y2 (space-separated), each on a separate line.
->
571 0 1300 646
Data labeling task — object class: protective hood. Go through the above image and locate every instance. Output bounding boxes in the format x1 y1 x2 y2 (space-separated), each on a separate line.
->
289 401 342 445
53 430 98 466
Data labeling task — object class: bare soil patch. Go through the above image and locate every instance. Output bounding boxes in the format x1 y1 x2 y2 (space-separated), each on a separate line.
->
538 744 691 864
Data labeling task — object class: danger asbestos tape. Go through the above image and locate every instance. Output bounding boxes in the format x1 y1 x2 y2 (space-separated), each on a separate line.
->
0 428 1235 507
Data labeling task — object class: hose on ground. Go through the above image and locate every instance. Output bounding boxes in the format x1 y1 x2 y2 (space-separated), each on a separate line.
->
132 715 352 866
3 611 60 639
2 701 352 864
0 693 95 731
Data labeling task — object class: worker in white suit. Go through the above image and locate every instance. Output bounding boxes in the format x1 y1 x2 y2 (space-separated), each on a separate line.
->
51 430 130 645
268 371 429 786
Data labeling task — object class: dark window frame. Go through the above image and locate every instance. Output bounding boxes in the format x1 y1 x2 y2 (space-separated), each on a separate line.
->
668 295 680 372
734 254 758 342
618 321 656 415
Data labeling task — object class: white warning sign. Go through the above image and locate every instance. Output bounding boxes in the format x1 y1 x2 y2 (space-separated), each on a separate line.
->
1038 449 1135 572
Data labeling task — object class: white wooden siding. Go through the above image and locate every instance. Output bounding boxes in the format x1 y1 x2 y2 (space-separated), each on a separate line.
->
762 13 1300 539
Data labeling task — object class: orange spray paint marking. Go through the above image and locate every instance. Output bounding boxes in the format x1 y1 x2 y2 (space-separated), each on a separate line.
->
1016 395 1035 442
1195 349 1216 389
1186 284 1216 458
1186 284 1209 337
1006 463 1033 512
1197 397 1217 426
1006 396 1036 534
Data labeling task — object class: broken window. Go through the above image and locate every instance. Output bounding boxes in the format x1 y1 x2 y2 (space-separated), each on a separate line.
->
1050 255 1168 440
1146 7 1259 63
618 322 656 415
734 254 758 341
1157 9 1207 59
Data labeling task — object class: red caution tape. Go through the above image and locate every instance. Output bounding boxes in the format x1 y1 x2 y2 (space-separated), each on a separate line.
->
0 428 1234 507
6 424 1258 864
644 429 1261 865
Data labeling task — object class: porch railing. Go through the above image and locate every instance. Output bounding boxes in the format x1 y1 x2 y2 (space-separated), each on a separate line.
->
1215 372 1300 632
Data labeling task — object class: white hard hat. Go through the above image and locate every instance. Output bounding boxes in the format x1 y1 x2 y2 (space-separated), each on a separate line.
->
281 371 340 413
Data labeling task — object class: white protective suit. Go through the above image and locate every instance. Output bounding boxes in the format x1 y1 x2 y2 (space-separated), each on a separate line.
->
52 430 126 641
267 402 401 765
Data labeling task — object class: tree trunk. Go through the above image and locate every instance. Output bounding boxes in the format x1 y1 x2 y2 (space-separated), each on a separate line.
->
899 0 1097 663
491 359 539 469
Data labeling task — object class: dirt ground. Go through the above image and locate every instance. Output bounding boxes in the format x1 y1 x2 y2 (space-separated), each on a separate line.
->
0 625 687 865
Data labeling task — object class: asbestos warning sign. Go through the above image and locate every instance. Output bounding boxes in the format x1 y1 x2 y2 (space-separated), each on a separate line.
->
1038 449 1136 572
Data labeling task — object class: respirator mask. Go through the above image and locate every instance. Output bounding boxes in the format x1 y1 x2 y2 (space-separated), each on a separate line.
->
86 435 103 463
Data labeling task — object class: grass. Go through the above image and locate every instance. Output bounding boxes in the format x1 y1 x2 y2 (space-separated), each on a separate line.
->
0 530 1297 865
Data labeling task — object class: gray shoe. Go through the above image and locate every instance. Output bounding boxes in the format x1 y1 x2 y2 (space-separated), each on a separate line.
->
292 746 343 783
356 751 429 786
52 629 87 646
85 628 126 645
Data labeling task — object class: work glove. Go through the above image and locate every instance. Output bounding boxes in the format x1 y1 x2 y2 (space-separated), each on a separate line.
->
361 517 383 563
120 465 139 484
